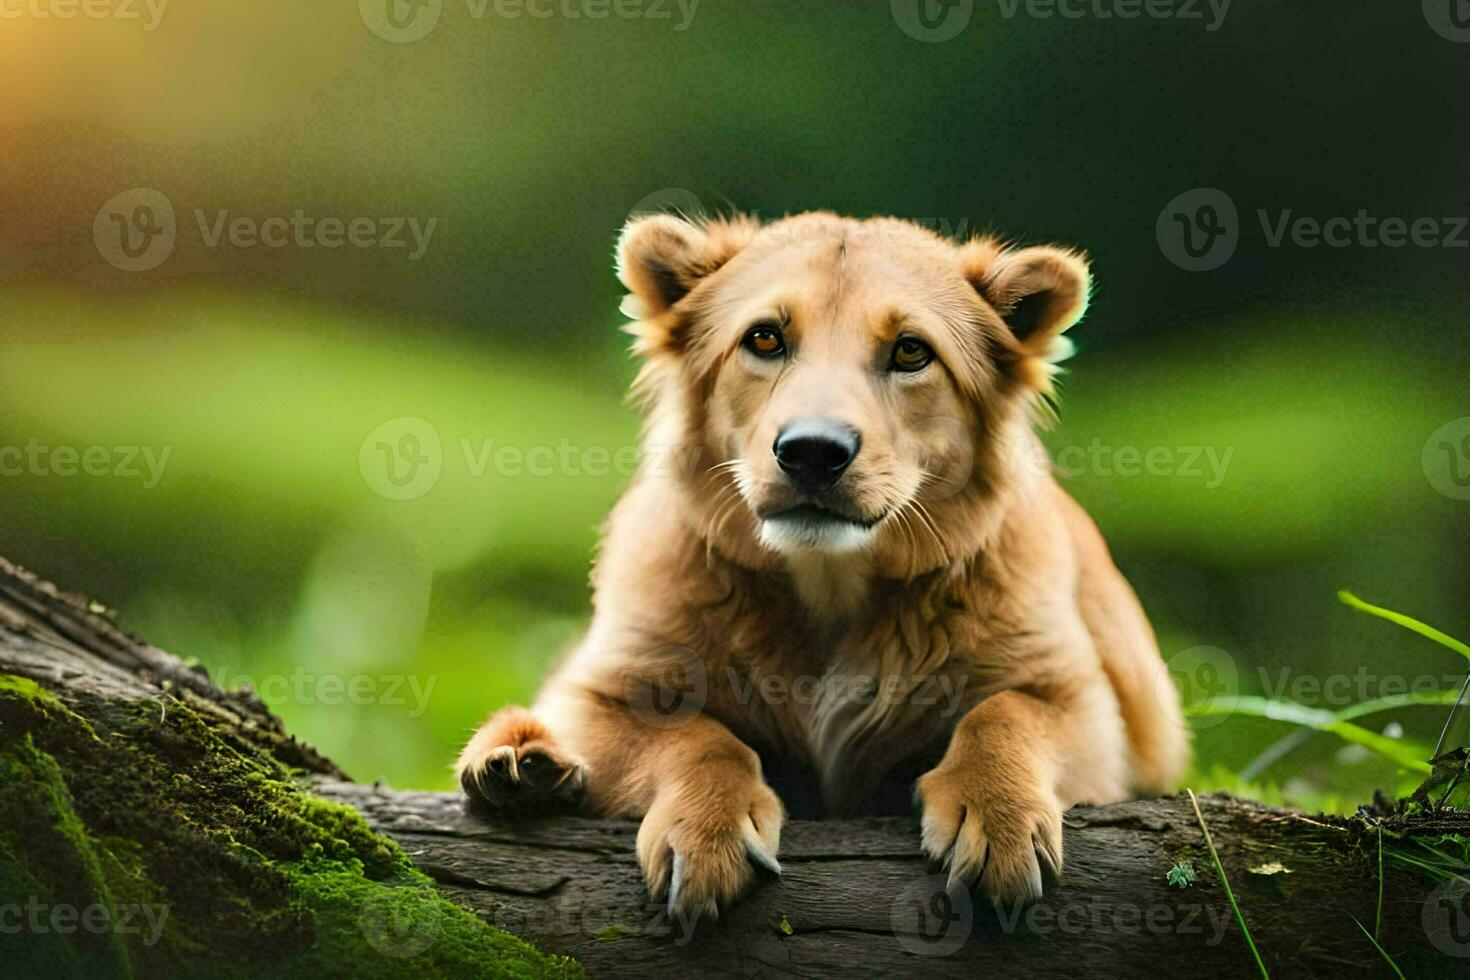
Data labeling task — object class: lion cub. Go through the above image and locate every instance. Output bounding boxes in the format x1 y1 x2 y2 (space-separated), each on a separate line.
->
457 211 1188 920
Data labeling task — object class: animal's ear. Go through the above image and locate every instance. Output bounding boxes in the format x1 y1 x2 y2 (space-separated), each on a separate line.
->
960 240 1091 386
616 213 758 319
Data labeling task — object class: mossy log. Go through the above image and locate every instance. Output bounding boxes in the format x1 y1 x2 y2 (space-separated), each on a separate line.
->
3 556 1470 979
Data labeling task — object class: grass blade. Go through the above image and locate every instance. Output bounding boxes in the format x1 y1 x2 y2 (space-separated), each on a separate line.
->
1187 696 1432 773
1339 591 1470 757
1338 591 1470 662
1187 789 1269 979
1350 914 1404 979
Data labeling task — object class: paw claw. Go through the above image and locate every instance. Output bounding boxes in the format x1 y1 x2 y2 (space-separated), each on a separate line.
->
637 778 784 922
916 763 1061 905
744 837 782 878
486 745 519 782
667 850 685 915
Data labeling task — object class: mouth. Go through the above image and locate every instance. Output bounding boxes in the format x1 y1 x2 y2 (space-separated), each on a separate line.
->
757 502 885 554
765 503 883 529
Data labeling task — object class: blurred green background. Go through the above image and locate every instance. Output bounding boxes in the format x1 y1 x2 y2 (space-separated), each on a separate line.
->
1 1 1467 810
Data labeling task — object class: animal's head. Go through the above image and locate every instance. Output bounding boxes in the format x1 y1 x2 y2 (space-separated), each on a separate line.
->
617 211 1089 575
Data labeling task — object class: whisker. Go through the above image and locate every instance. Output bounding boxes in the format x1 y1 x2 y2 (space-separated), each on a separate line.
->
909 498 948 566
700 478 743 564
890 504 919 579
706 458 745 476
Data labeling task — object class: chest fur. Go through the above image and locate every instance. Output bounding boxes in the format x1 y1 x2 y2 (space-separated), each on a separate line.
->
702 582 981 812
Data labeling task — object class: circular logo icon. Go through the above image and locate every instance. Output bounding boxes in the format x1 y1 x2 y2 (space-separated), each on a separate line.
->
1156 187 1239 272
360 0 442 43
359 885 441 957
1162 644 1238 730
910 413 975 503
626 187 707 225
1424 875 1470 957
1424 0 1470 43
891 874 973 956
890 0 974 43
624 646 707 729
359 416 442 501
93 188 176 273
1423 418 1470 501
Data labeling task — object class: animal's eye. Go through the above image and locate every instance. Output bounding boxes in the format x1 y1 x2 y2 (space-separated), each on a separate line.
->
742 323 786 359
891 337 934 372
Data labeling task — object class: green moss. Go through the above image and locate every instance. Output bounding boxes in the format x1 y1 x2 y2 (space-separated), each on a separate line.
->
0 672 51 701
0 675 580 978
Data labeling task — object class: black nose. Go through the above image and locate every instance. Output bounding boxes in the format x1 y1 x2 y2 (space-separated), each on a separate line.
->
773 418 861 493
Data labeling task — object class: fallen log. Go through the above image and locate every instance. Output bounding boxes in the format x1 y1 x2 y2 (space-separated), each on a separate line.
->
2 556 1468 978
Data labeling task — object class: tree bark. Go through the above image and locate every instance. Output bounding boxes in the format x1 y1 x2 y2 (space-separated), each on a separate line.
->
3 556 1468 978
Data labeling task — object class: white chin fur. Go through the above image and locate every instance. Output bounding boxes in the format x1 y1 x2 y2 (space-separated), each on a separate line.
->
759 516 874 555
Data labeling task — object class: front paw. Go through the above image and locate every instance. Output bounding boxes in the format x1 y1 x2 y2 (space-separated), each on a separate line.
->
914 761 1062 904
457 707 586 815
637 774 784 922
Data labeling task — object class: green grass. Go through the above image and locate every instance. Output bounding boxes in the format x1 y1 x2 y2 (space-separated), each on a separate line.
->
1182 595 1470 802
1187 789 1268 979
1350 915 1405 979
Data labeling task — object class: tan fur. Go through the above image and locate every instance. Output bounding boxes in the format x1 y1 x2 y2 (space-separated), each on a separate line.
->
458 211 1188 917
